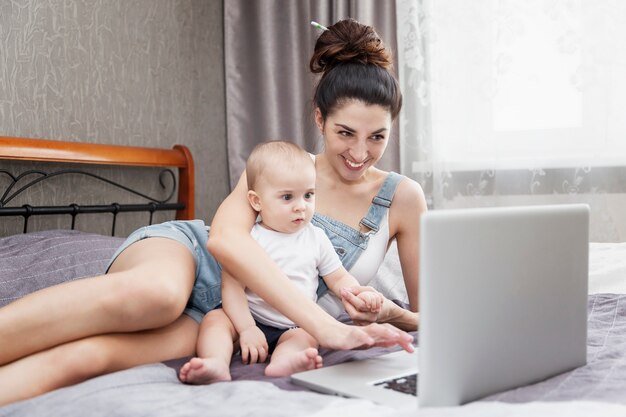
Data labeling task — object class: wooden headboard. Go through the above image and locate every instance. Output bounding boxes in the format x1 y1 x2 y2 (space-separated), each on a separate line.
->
0 136 195 221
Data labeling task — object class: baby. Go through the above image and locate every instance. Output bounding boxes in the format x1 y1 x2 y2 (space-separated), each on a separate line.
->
179 140 383 383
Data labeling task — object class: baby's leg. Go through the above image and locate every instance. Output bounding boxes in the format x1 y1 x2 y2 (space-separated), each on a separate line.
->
264 329 322 377
179 309 237 384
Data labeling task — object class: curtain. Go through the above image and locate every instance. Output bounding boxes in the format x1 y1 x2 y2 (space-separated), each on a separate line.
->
223 0 400 189
396 0 626 242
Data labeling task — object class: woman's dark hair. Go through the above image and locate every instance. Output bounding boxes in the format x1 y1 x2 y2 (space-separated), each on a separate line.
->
310 18 402 121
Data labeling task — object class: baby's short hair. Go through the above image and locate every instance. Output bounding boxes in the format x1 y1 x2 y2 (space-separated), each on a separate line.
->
246 141 314 191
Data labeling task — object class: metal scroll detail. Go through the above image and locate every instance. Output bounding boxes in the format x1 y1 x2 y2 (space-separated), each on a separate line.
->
0 168 183 235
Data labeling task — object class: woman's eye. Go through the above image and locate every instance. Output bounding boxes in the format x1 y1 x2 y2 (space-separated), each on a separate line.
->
371 134 385 141
339 130 352 137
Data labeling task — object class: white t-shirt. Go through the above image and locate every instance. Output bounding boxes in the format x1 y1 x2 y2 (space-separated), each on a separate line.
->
246 222 343 328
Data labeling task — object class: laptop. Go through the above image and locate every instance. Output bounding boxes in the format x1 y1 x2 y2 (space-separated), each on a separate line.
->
291 204 589 408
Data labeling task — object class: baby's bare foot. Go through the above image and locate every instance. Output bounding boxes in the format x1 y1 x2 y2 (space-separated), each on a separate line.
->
179 357 231 384
265 347 323 377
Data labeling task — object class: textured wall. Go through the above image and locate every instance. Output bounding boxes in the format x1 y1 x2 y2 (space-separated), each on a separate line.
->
0 0 228 236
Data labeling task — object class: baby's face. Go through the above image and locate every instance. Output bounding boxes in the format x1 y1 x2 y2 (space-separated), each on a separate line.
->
253 163 316 234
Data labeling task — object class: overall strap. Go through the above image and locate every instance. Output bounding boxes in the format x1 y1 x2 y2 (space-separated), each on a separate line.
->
359 172 404 233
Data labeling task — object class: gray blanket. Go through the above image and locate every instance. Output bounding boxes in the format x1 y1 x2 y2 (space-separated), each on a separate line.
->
484 293 626 403
1 230 626 416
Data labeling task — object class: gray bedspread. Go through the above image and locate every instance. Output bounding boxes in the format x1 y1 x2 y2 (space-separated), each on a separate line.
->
1 230 626 416
0 230 125 307
484 293 626 403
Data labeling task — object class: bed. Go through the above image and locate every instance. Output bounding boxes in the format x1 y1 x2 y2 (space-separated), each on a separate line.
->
1 137 626 417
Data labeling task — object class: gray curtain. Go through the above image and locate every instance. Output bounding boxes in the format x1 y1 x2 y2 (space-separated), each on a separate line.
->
224 0 399 189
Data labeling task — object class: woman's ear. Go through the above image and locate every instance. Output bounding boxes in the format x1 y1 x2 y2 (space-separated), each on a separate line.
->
314 108 325 133
247 190 262 212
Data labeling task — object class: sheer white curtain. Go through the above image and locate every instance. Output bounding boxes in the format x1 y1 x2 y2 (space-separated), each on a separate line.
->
396 0 626 242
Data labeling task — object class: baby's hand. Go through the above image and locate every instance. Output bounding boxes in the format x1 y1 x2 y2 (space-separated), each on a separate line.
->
239 326 269 365
340 286 388 325
355 287 384 313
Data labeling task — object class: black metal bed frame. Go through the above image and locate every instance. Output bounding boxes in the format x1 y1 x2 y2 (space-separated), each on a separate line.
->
0 168 184 235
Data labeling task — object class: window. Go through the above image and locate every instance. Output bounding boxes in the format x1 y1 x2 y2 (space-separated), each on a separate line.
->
427 0 626 170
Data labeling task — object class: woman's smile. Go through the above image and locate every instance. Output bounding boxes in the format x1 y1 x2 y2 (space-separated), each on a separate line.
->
343 157 367 170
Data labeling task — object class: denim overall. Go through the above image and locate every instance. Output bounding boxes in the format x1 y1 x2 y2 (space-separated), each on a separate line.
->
312 172 404 298
106 219 222 323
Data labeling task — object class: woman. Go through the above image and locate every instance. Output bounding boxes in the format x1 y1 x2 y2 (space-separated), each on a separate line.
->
0 19 419 407
209 18 425 333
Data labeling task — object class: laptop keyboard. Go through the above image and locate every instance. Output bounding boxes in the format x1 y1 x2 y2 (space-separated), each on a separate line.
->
374 373 418 396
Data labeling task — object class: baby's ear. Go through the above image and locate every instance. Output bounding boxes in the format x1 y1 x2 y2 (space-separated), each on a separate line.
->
247 190 262 212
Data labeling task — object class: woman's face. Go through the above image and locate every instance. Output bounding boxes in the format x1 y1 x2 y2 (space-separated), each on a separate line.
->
316 100 392 182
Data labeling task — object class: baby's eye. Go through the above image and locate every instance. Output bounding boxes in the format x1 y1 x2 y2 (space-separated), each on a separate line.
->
304 192 314 199
281 194 293 201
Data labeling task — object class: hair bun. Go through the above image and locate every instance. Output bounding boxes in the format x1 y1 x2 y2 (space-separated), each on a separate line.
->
310 18 392 74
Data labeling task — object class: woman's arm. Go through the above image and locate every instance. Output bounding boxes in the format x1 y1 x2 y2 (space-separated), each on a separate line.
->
342 177 427 331
377 177 427 330
392 177 428 313
208 172 413 351
208 172 332 335
341 288 419 331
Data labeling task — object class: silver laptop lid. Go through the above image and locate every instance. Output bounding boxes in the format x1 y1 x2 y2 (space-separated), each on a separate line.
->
419 204 589 407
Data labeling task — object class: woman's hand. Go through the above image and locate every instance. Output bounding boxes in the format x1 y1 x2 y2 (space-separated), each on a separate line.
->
239 326 269 364
316 320 414 353
361 323 415 352
340 286 419 331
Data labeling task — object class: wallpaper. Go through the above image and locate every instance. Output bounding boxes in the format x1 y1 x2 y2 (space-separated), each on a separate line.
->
0 0 228 236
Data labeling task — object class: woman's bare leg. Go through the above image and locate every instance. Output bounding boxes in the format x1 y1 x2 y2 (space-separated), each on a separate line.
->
0 314 198 406
0 238 196 365
179 309 237 384
264 329 323 377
